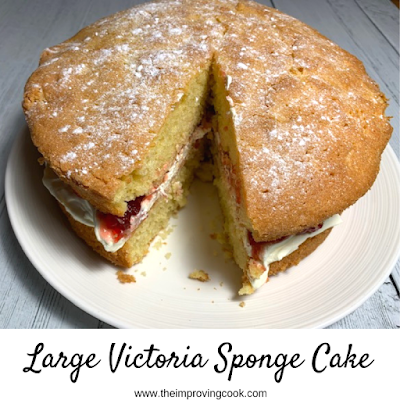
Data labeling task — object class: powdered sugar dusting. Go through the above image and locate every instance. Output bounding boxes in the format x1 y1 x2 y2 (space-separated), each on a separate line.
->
210 0 389 233
25 0 390 229
28 0 226 184
61 152 77 162
59 125 70 133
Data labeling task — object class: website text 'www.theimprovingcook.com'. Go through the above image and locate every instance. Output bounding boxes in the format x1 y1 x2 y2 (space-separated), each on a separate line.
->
133 390 268 399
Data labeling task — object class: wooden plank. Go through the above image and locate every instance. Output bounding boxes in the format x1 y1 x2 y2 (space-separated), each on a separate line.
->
328 276 400 329
273 0 399 157
258 0 274 5
355 0 399 53
391 259 400 295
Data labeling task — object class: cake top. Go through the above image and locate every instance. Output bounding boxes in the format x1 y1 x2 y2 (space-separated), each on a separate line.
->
214 0 392 239
23 0 392 240
23 0 225 206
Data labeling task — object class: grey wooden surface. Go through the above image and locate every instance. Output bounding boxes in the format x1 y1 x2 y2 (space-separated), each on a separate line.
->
0 0 398 329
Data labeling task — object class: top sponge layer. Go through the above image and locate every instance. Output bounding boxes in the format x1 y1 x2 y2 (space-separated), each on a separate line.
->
23 0 392 240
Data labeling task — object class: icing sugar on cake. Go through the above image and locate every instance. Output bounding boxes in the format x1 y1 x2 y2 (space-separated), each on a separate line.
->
25 0 225 195
24 0 390 221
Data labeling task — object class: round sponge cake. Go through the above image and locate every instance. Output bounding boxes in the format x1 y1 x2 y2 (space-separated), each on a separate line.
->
22 0 392 291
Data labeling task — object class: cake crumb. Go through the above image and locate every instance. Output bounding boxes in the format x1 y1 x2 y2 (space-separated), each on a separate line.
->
197 288 200 291
214 287 217 291
239 301 246 308
165 252 171 260
159 225 174 240
219 281 224 287
223 249 233 260
216 232 228 245
211 300 215 304
153 237 164 250
189 269 210 282
116 270 136 284
163 267 167 271
141 271 147 277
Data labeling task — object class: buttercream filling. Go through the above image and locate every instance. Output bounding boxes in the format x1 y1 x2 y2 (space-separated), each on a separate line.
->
245 214 342 289
43 125 209 253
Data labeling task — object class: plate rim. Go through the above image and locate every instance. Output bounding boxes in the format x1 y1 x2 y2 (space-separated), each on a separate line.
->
5 128 400 329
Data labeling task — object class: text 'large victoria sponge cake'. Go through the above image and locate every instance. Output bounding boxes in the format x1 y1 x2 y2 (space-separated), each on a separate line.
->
23 0 392 295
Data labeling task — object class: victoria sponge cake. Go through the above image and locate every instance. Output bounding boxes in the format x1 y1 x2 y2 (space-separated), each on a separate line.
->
23 0 392 295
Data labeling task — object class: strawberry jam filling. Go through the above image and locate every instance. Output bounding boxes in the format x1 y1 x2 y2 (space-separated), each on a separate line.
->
300 223 323 234
97 195 145 242
248 232 288 260
248 223 324 261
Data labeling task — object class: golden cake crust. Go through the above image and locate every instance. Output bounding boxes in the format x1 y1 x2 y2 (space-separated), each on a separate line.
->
214 1 392 241
23 0 392 239
23 0 223 215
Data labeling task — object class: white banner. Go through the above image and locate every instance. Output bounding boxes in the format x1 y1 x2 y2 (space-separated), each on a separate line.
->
0 330 398 399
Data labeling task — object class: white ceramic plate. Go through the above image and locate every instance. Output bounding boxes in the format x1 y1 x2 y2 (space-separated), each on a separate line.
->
6 129 400 328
